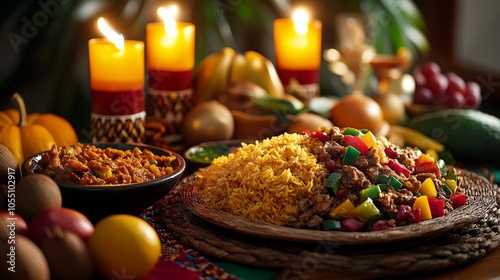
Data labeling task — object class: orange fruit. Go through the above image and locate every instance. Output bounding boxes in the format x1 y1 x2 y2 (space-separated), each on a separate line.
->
88 214 161 279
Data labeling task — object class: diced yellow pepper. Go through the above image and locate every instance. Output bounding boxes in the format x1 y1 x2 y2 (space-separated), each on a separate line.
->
329 199 355 219
444 179 457 192
360 131 378 149
420 178 437 198
417 153 435 164
413 195 432 220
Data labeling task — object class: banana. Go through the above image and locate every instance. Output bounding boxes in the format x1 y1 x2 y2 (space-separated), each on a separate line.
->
195 47 285 102
194 47 236 103
243 51 285 97
388 125 445 152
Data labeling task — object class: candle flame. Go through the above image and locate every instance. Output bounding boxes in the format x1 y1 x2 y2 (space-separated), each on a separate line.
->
292 9 309 35
158 6 178 36
97 17 125 50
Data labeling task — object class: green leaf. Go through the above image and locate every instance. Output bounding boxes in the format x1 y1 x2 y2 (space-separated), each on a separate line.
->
379 0 430 54
248 95 300 115
393 0 426 30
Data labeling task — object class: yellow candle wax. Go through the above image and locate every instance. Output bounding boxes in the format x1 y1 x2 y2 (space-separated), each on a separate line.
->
146 22 195 72
274 12 322 70
88 38 144 92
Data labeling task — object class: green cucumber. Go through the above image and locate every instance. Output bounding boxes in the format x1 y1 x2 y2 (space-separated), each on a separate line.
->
407 109 500 164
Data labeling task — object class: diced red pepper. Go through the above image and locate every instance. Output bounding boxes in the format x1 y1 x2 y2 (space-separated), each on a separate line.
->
427 197 445 217
449 192 467 208
415 161 441 179
384 147 399 159
309 130 330 142
387 159 411 177
325 160 336 171
371 219 396 231
408 208 422 223
344 135 369 155
337 189 348 200
341 218 365 232
396 204 412 223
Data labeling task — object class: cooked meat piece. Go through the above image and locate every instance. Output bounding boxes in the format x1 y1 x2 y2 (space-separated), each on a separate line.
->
341 165 371 189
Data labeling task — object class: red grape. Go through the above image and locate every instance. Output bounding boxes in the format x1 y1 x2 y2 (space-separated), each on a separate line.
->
426 74 448 95
445 72 466 95
413 86 433 105
420 62 441 80
446 90 466 108
413 71 426 88
434 93 449 107
463 81 481 109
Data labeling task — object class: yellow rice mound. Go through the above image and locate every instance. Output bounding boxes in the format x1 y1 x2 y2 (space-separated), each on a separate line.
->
196 133 328 226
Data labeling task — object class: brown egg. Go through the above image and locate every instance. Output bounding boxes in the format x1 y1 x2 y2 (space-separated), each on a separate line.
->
329 93 384 133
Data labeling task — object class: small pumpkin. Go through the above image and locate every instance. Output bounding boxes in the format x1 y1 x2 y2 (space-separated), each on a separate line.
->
0 93 78 165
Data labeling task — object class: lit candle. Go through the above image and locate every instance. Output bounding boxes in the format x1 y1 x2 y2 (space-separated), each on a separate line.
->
146 6 195 90
88 18 145 143
274 8 322 90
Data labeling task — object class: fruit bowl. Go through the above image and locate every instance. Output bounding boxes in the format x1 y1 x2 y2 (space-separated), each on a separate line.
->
21 143 186 222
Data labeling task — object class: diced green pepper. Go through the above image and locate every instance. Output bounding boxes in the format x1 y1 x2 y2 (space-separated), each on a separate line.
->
445 167 458 181
436 159 446 178
359 128 370 134
64 146 75 155
351 198 381 223
442 183 453 196
322 219 342 231
360 185 381 201
375 174 389 185
148 158 158 165
444 179 457 192
343 127 361 136
325 172 342 195
342 146 361 165
388 176 403 190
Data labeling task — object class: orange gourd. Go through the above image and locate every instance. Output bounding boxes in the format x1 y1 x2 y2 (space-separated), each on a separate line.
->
0 93 78 165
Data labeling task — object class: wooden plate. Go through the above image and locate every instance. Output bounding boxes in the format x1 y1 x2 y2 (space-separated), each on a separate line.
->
180 169 496 245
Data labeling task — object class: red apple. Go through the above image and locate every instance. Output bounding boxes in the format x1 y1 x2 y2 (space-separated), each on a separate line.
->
28 207 94 246
0 211 28 238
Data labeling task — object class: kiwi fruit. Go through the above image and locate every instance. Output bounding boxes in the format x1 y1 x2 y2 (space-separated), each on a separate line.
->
16 174 62 222
0 235 50 280
0 144 19 185
41 229 94 280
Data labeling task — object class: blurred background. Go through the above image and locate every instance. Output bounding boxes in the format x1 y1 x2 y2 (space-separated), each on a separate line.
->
1 0 499 140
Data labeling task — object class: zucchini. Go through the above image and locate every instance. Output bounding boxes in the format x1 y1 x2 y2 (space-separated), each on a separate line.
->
407 109 500 164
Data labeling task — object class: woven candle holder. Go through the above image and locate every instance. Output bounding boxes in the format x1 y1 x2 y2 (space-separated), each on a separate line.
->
146 88 193 144
90 112 146 143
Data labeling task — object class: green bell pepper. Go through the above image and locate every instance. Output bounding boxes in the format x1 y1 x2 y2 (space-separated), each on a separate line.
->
352 198 381 223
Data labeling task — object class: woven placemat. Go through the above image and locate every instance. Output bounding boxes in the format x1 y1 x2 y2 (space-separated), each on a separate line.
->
155 174 500 278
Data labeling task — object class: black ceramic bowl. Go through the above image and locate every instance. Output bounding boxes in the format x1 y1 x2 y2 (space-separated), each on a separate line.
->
22 143 185 223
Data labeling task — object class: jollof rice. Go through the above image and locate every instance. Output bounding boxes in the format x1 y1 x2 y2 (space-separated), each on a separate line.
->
196 133 328 226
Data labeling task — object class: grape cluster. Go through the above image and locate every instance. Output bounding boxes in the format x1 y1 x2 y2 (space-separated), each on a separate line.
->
413 62 481 109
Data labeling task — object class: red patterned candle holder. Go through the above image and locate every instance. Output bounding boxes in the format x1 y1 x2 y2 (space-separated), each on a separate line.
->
90 89 146 143
146 69 193 144
277 68 320 101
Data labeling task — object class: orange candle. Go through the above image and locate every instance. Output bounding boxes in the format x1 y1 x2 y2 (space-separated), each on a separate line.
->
274 9 322 85
88 18 145 116
89 39 144 92
147 6 195 90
